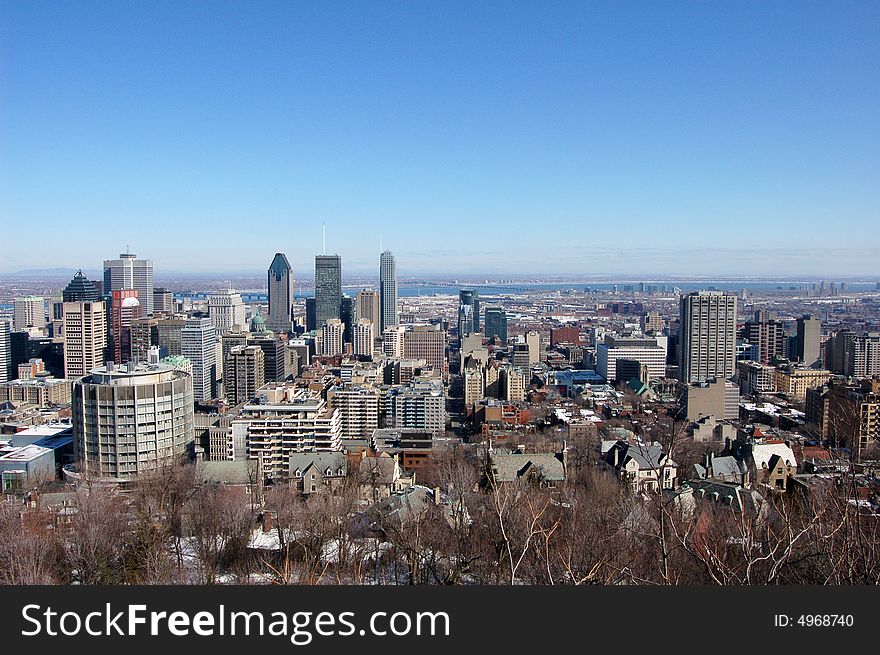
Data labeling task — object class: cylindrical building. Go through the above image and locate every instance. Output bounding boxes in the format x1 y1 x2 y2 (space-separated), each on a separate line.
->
72 361 194 480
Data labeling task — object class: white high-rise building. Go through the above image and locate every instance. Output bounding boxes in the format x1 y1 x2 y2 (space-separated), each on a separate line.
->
679 291 737 384
379 250 398 332
63 301 107 379
353 318 375 357
181 316 218 402
327 384 380 439
208 288 246 332
14 296 46 331
104 252 154 315
319 318 344 356
383 325 406 358
0 320 11 383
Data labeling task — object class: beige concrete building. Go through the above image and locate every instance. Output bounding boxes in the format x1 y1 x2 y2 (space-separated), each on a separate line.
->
63 300 107 379
773 366 832 401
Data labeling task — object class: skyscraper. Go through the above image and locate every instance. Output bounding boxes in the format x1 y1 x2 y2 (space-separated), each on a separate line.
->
315 254 342 327
743 310 785 364
355 290 381 331
679 291 737 383
796 315 822 367
63 270 101 302
319 318 344 356
458 290 479 338
108 289 141 364
267 253 294 334
63 301 107 379
340 295 354 344
14 296 46 331
484 307 508 343
181 315 218 402
103 252 154 315
229 345 265 405
353 318 375 357
208 288 247 333
379 250 398 332
0 321 11 383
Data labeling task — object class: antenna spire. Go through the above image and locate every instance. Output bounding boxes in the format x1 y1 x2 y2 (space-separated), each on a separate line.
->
323 223 326 255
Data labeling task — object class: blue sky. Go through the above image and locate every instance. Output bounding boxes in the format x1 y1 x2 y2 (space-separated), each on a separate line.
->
1 1 878 276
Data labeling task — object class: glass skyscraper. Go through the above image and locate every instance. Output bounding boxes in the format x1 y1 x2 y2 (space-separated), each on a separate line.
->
315 254 342 327
267 252 293 334
379 250 398 332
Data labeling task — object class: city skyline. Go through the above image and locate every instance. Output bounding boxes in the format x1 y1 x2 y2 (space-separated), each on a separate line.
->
2 3 878 276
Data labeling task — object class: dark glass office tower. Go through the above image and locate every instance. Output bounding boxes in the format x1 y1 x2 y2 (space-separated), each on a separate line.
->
315 254 342 327
340 295 354 344
63 270 101 302
458 289 480 337
267 253 293 334
484 306 508 343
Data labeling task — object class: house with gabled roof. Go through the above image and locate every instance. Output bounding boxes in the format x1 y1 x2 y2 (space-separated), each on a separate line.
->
288 451 347 496
483 444 568 488
604 439 677 493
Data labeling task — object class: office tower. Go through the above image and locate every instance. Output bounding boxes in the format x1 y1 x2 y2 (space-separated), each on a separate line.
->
220 329 250 399
484 307 508 343
63 270 101 302
384 325 406 358
108 289 141 364
458 289 479 337
0 321 10 383
597 335 667 382
743 310 785 364
208 288 246 332
353 318 375 357
14 296 45 331
266 253 294 334
305 298 317 332
796 315 822 367
103 252 154 315
152 288 174 315
403 324 446 369
679 291 737 383
340 295 354 344
315 254 342 327
181 316 218 402
229 345 265 405
63 301 107 379
156 317 186 357
72 361 194 479
355 290 381 330
512 343 531 369
319 318 344 357
253 334 287 382
525 331 541 366
130 317 160 362
379 250 398 332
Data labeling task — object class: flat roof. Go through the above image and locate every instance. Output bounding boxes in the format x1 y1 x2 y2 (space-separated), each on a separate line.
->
0 444 52 462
